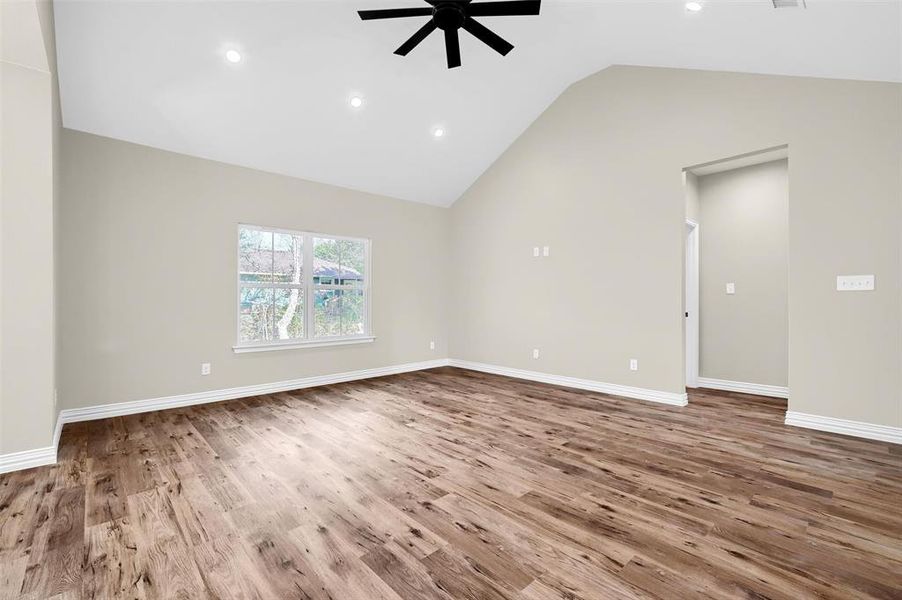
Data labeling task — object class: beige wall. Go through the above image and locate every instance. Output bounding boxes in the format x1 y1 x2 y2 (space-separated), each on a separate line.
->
0 0 59 454
450 66 901 428
9 62 902 455
698 160 788 387
58 130 449 410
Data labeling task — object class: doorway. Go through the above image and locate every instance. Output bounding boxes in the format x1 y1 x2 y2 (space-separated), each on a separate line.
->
682 145 790 398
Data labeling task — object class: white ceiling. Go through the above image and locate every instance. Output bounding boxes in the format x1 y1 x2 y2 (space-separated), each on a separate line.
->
54 0 901 206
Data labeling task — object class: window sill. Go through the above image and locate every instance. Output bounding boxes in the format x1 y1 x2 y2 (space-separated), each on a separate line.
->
232 336 375 354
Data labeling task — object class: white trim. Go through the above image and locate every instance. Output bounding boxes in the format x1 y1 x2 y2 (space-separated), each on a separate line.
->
685 144 788 176
1 359 450 475
0 445 57 475
57 359 450 425
785 411 901 444
52 414 64 450
238 223 369 243
7 363 891 481
697 377 789 398
233 335 375 353
684 219 699 388
7 358 688 475
448 360 688 406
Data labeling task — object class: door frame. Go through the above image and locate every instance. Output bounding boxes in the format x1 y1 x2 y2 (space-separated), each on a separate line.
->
685 219 699 389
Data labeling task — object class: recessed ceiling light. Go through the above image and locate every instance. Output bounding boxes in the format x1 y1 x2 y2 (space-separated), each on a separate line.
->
433 127 445 138
685 2 703 11
225 49 242 63
349 96 364 109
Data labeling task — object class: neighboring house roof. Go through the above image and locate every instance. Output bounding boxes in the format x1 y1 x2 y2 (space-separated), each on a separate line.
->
241 249 363 280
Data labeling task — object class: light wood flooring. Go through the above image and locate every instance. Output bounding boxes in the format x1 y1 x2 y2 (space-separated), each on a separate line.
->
1 367 900 599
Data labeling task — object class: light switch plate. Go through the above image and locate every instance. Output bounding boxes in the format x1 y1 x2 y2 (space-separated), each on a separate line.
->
726 283 735 295
543 246 550 257
533 247 540 257
837 274 875 291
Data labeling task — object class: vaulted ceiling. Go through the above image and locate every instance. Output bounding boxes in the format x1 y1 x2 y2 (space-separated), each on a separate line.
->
54 0 901 206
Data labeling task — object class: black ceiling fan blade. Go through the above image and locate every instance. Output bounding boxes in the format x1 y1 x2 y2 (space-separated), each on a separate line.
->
468 0 540 17
445 27 462 68
462 17 514 55
394 19 438 55
358 7 433 20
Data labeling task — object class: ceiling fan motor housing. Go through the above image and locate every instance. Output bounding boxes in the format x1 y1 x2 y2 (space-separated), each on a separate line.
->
433 3 466 30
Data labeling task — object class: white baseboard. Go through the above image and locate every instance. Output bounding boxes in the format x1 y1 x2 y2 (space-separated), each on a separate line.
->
58 358 451 425
6 360 894 477
0 445 57 475
0 358 451 475
785 411 901 444
55 357 686 433
696 377 789 399
3 357 685 476
448 359 688 406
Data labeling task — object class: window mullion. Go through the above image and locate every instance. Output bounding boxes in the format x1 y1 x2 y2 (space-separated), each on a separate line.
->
270 232 276 341
304 234 314 340
365 239 371 336
338 241 343 335
241 281 279 289
312 284 361 290
270 282 304 289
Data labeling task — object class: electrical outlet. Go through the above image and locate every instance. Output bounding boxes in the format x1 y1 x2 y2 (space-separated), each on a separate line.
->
543 246 550 257
630 359 638 371
429 341 435 351
533 247 540 257
201 362 211 376
726 282 735 295
836 274 874 291
532 348 540 359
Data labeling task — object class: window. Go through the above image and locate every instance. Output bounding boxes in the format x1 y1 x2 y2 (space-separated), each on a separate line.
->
236 225 371 352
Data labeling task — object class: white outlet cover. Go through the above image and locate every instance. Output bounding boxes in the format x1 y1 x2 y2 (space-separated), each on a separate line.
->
429 341 435 350
629 359 638 371
201 362 211 375
726 282 735 295
542 246 550 257
532 348 540 359
533 247 540 257
836 274 875 291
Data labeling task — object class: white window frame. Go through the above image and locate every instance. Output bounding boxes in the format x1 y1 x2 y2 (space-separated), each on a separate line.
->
233 224 374 353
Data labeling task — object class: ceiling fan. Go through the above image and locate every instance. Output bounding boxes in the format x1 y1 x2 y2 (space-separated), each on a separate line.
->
358 0 541 69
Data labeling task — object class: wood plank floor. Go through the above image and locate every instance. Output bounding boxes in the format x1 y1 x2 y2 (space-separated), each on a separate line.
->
1 367 900 599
